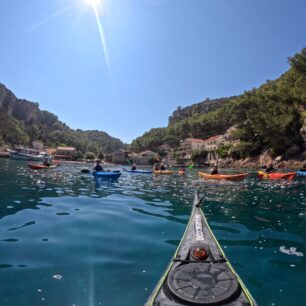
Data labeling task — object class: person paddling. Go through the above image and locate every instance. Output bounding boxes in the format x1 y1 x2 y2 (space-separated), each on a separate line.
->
265 163 275 174
299 163 306 172
131 163 137 171
93 159 104 172
153 162 160 171
210 163 218 175
160 163 166 171
43 157 51 167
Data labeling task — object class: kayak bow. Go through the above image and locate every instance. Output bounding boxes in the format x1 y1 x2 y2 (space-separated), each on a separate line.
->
145 192 257 306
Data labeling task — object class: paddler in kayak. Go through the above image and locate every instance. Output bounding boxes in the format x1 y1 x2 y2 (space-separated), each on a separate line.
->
210 163 218 175
299 163 306 172
178 166 185 175
131 163 137 171
93 159 104 172
160 163 166 171
43 157 51 167
153 162 160 171
265 163 275 173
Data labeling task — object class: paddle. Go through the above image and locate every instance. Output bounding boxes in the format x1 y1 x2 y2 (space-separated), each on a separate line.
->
187 163 194 169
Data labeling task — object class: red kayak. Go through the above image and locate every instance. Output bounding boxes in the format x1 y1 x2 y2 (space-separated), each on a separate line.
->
258 171 296 180
27 163 59 170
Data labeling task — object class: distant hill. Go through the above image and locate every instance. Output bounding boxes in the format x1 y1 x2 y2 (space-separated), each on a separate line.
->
168 97 234 125
0 83 125 154
131 47 306 158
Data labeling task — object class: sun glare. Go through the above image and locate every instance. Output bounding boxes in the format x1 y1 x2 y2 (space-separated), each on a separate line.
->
84 0 101 7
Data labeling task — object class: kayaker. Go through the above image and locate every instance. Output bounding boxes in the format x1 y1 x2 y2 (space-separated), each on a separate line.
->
210 163 218 175
93 159 104 172
160 163 166 171
153 162 160 171
43 157 51 167
299 163 306 172
178 166 185 174
131 163 137 171
266 163 275 173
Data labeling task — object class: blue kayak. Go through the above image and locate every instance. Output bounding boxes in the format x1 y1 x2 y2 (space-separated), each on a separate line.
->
93 171 121 179
123 168 153 174
296 171 306 177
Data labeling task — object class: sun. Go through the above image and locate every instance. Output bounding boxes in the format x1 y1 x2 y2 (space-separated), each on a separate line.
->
84 0 101 7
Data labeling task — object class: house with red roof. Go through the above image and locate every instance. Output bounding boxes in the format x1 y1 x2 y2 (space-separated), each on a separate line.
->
54 146 76 160
178 138 206 159
202 135 225 151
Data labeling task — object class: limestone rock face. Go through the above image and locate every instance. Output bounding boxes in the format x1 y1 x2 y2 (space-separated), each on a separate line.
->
285 144 301 158
0 83 41 123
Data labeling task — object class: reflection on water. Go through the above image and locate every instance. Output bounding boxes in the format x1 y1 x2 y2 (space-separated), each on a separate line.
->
0 159 306 306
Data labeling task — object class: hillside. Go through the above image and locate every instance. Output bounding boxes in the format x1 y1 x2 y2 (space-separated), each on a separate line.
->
0 83 125 154
168 96 234 125
131 48 306 158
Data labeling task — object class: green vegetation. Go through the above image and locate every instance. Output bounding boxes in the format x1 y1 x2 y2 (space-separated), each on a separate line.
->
191 150 208 164
0 84 125 155
131 47 306 158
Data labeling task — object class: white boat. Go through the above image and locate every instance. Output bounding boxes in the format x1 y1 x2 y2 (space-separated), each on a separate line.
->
10 148 48 161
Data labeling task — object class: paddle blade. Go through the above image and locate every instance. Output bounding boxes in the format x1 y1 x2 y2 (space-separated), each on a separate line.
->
187 164 194 169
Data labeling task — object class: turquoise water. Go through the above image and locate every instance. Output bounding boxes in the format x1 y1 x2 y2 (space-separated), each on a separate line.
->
0 159 305 306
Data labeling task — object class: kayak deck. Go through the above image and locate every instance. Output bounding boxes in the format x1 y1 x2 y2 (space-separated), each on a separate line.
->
198 171 249 181
145 193 257 306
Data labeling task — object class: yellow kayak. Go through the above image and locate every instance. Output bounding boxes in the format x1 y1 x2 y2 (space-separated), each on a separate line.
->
198 171 249 181
153 170 175 175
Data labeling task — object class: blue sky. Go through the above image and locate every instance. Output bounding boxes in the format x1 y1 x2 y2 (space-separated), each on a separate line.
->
1 0 306 143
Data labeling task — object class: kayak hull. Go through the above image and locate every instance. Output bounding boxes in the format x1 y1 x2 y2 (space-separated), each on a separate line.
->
258 171 296 180
153 170 175 175
93 172 121 179
123 168 153 174
145 193 257 306
198 171 248 181
296 171 306 177
27 163 58 170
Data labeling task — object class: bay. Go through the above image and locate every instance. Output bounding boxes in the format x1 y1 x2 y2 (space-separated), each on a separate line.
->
0 159 305 306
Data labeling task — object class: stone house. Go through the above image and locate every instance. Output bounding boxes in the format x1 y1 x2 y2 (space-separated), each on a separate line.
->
136 150 158 165
112 149 129 163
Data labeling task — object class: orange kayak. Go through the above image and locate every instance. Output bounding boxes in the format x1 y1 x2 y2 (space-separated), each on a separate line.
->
153 170 175 175
198 171 248 181
258 171 296 180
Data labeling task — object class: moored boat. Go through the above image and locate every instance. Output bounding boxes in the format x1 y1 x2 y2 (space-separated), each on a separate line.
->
198 171 248 181
10 148 48 161
258 171 296 180
153 170 175 175
145 192 257 306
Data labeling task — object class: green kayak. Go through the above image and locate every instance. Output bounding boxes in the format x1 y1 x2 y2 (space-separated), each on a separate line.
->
145 192 257 306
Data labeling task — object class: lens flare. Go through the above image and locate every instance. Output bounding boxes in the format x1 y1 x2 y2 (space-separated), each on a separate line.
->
84 0 101 7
